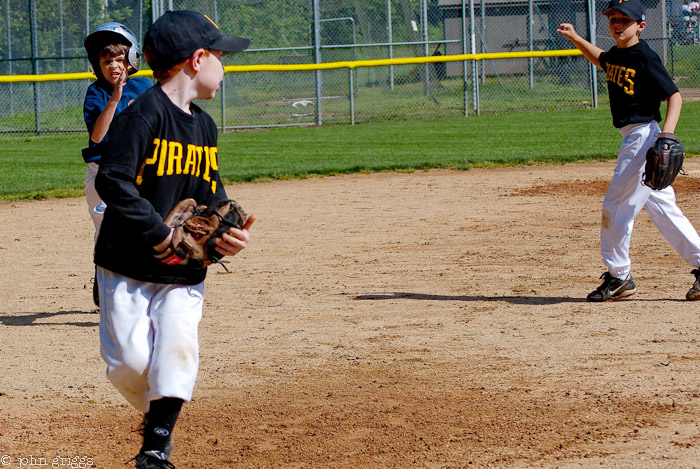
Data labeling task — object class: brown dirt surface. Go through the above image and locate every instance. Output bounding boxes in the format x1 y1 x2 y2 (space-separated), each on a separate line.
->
2 160 700 468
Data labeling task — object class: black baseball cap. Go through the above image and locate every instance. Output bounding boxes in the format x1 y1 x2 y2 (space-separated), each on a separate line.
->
602 0 646 21
144 10 250 70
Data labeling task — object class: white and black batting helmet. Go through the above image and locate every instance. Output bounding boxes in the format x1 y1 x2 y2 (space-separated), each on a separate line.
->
84 22 141 78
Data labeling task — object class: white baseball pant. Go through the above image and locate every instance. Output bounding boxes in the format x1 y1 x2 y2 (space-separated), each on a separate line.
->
84 162 107 241
601 121 700 279
97 266 204 413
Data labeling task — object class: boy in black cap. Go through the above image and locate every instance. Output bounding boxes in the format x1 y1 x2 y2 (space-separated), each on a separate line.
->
557 0 700 302
93 10 252 468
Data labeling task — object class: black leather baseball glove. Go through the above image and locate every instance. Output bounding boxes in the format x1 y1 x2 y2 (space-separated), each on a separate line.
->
642 132 685 191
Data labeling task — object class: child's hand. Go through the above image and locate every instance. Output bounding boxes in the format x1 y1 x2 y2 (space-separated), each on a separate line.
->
554 22 602 68
556 23 578 40
153 228 174 254
110 69 128 102
215 214 255 257
117 68 128 87
118 68 129 86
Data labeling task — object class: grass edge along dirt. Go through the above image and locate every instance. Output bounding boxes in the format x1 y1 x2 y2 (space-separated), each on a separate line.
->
3 102 700 201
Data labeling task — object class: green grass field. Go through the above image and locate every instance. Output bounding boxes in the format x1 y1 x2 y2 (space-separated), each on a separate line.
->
4 102 700 200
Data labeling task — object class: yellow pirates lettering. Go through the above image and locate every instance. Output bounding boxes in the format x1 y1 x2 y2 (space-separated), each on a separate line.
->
201 146 220 193
136 138 161 185
616 67 626 87
136 138 218 189
202 146 212 182
209 147 219 172
167 141 184 175
605 63 635 96
623 68 635 95
606 64 620 83
156 138 168 176
195 145 204 177
209 147 219 193
183 144 199 175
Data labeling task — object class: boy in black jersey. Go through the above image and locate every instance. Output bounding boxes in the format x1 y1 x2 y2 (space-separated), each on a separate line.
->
557 0 700 302
94 11 252 468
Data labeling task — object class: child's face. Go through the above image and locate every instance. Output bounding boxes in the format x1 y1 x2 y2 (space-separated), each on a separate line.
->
607 10 644 46
99 53 131 86
196 49 225 100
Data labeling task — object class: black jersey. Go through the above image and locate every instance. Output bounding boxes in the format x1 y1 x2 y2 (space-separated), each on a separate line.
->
94 85 228 285
598 40 678 129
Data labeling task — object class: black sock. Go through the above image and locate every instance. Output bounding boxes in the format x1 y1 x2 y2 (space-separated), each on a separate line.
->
141 397 184 455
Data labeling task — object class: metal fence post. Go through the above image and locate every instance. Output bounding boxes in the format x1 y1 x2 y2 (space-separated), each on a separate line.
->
30 0 40 134
313 0 323 125
387 0 394 91
661 0 668 62
528 0 534 89
480 0 485 84
86 0 89 47
588 0 598 108
422 0 430 97
214 0 226 131
152 0 161 23
461 0 468 117
349 68 355 125
139 0 144 48
6 0 13 115
470 0 479 115
60 0 67 108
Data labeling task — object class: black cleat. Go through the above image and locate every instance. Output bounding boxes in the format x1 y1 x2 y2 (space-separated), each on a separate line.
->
133 450 175 469
587 272 637 302
686 269 700 301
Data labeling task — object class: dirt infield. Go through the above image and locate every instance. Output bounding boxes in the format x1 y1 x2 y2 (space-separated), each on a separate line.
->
2 161 700 468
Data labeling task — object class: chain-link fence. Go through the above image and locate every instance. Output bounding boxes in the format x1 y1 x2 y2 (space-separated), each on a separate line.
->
1 0 698 134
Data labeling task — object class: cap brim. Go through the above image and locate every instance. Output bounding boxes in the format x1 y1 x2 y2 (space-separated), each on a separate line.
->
210 35 250 53
602 6 643 20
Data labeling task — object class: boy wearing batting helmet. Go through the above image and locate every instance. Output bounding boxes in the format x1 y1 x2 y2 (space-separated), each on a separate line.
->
93 11 252 468
83 22 153 306
557 0 700 301
83 22 152 234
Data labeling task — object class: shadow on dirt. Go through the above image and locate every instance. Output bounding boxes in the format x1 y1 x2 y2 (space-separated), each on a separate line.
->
0 310 98 327
354 292 586 304
353 292 688 303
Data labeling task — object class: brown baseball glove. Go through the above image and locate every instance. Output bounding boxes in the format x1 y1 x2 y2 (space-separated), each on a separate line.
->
154 198 252 269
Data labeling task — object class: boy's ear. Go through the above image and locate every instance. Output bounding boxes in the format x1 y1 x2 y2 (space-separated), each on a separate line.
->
189 48 207 72
637 21 646 34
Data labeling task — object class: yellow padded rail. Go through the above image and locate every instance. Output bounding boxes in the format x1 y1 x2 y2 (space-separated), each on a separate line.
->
0 49 583 83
